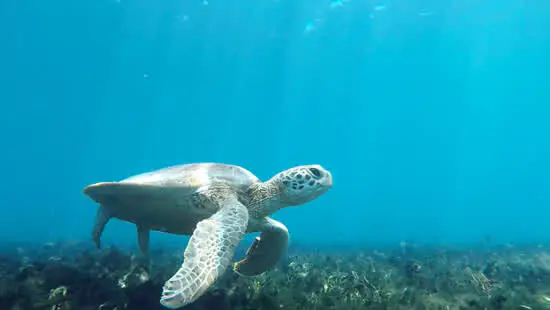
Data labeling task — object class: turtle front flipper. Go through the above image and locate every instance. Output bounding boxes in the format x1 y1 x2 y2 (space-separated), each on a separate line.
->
92 205 111 249
160 196 249 309
233 217 289 276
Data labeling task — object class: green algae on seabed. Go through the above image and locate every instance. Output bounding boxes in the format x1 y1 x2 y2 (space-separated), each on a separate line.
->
2 242 550 309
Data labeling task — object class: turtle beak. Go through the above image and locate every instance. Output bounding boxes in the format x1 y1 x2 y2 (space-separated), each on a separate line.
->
325 170 333 188
314 164 332 189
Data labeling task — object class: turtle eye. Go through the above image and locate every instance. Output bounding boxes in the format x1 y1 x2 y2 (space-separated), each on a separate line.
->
309 167 322 178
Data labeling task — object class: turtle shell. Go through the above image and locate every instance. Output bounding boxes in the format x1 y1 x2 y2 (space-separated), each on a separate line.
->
82 163 260 235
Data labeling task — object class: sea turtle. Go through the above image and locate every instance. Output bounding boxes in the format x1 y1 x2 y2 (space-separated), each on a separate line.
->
83 163 332 309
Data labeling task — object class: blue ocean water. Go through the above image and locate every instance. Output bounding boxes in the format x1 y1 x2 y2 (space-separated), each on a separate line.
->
1 0 549 251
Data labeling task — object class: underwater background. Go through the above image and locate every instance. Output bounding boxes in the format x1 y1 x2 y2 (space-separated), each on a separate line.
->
1 0 550 309
2 0 550 248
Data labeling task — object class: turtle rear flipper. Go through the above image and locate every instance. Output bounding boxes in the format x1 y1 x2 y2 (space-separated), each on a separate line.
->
160 196 249 309
233 217 289 276
137 225 150 254
92 205 111 249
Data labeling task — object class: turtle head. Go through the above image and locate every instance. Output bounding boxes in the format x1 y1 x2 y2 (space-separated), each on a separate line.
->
271 165 332 206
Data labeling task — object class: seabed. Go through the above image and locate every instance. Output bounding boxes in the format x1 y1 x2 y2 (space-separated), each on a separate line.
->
2 241 550 310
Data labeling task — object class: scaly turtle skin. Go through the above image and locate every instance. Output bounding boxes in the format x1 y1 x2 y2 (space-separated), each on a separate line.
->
83 163 332 309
